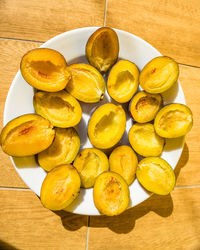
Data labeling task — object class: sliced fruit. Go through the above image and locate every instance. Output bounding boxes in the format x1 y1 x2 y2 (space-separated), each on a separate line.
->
38 128 80 172
93 171 130 216
107 60 139 103
139 56 179 93
66 63 105 103
73 148 109 188
86 27 119 72
0 114 55 157
154 103 193 138
88 103 126 149
33 90 82 128
129 123 164 157
130 91 162 123
40 164 81 210
109 145 138 185
136 157 176 195
20 48 70 92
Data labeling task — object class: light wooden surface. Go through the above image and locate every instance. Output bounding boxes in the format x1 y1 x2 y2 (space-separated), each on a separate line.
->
106 0 200 67
0 189 88 250
0 0 200 249
89 187 200 250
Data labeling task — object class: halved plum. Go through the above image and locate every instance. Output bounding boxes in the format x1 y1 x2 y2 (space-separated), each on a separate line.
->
88 103 126 149
33 90 82 128
86 27 119 72
136 157 176 195
93 171 130 216
154 103 193 138
66 63 105 103
128 123 165 157
73 148 109 188
0 114 55 157
20 48 70 92
107 60 139 103
40 164 81 210
109 145 138 185
139 56 179 93
130 91 162 123
38 127 80 172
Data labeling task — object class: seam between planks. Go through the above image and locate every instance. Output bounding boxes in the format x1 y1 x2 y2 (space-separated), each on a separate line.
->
103 0 107 26
0 187 30 191
0 37 200 70
0 37 44 44
85 216 90 250
1 185 200 192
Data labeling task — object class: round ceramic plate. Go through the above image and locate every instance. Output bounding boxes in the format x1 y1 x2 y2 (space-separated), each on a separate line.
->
3 27 185 215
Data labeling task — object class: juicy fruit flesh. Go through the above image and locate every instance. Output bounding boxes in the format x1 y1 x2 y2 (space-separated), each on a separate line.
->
129 124 164 157
137 158 175 195
109 145 138 185
30 60 65 81
94 111 119 140
93 32 114 60
80 152 101 188
66 64 105 103
41 165 81 210
145 63 175 89
1 118 54 156
93 172 130 216
136 96 159 119
70 68 102 95
73 148 109 188
133 127 161 146
102 177 122 211
38 128 80 172
140 56 179 93
37 94 74 121
86 27 119 72
33 91 82 128
20 48 70 92
92 30 118 72
113 70 134 94
159 110 189 131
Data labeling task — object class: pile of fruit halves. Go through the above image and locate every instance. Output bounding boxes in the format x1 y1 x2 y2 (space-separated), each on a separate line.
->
0 27 193 216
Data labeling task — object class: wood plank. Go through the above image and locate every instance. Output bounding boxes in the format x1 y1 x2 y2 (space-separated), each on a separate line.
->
175 65 200 186
106 0 200 67
0 0 105 42
0 39 41 188
88 187 200 250
0 189 88 250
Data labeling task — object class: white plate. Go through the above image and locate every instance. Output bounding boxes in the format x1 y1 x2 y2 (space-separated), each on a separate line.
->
3 27 185 215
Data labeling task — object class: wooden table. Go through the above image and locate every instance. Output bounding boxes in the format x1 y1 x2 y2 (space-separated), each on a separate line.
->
0 0 200 249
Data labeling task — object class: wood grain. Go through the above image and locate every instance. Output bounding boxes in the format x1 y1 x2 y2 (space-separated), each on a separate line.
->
0 189 88 250
176 65 200 186
88 187 200 250
0 39 41 188
106 0 200 67
0 0 105 42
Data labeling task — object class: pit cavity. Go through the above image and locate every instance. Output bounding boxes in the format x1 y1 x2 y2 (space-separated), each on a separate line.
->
94 111 118 138
103 177 122 210
30 61 62 79
159 110 188 131
114 70 134 94
81 152 101 177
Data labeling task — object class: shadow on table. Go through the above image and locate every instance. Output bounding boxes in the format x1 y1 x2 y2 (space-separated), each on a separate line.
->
54 143 189 233
0 240 19 250
54 210 88 231
174 143 189 180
